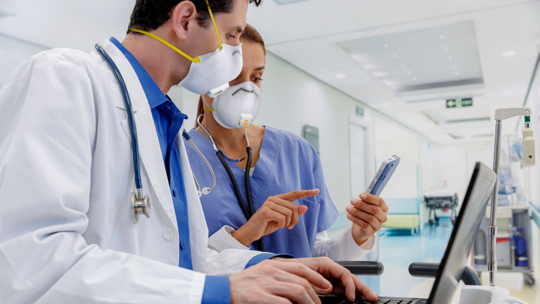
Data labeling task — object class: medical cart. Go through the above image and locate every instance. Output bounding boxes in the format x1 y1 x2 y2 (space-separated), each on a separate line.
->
472 205 536 286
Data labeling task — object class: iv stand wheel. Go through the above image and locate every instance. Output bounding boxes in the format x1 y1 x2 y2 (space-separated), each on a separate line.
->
524 273 535 287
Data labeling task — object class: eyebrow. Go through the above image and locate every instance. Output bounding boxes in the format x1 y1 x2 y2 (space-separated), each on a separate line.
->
255 66 265 71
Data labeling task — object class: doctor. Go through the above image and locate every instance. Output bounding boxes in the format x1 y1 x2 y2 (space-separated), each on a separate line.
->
0 0 377 303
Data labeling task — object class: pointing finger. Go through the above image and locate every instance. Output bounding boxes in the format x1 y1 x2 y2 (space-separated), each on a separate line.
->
275 189 320 202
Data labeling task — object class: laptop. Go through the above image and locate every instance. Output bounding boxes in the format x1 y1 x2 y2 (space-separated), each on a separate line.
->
321 162 497 304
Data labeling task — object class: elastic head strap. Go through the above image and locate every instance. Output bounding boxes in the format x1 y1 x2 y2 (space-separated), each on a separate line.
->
206 0 223 50
128 1 221 63
129 28 201 63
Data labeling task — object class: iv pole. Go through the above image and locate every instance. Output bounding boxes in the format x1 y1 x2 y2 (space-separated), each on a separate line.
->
457 107 534 304
488 107 534 286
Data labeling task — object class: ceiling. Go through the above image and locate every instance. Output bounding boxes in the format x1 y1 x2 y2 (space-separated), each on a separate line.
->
248 0 540 144
0 0 539 145
337 21 484 93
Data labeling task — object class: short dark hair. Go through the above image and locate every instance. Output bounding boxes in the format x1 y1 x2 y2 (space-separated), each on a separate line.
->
128 0 262 34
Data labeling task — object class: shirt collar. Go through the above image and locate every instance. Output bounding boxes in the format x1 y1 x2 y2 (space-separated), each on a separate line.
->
109 37 169 109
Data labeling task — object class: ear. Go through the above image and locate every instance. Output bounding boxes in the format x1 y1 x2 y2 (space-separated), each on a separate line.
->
171 1 198 41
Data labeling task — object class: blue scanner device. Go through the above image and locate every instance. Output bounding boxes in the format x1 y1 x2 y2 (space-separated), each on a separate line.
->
366 154 400 196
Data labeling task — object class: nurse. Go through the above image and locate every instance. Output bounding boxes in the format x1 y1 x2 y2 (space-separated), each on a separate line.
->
186 24 389 259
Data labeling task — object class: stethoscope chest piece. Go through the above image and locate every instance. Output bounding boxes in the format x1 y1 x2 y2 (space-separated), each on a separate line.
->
132 191 151 223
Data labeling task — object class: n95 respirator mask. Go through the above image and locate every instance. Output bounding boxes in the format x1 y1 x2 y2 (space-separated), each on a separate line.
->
209 81 262 129
179 44 243 96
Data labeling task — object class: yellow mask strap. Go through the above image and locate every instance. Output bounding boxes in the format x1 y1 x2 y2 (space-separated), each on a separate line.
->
129 0 222 63
206 0 223 50
129 28 201 63
203 107 214 112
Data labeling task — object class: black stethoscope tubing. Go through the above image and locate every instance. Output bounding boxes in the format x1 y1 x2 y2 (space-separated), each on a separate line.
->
216 147 264 251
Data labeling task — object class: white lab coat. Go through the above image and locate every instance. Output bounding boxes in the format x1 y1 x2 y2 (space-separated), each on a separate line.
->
0 39 263 303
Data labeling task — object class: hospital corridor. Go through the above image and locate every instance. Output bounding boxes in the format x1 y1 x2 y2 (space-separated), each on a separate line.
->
0 0 540 303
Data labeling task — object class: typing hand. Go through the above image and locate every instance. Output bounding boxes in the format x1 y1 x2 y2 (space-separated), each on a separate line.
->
232 189 319 247
230 258 331 304
346 193 388 247
272 257 378 303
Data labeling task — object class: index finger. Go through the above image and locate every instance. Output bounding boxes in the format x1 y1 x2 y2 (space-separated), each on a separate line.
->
275 189 320 202
352 275 378 302
316 259 376 302
359 193 389 212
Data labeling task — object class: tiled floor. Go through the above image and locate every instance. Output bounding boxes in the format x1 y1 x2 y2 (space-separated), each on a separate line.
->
351 218 540 303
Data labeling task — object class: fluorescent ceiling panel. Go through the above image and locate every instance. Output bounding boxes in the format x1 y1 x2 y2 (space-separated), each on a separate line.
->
272 0 310 4
448 133 493 140
337 21 484 93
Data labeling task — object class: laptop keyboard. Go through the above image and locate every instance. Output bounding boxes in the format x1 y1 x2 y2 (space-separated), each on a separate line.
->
320 296 428 304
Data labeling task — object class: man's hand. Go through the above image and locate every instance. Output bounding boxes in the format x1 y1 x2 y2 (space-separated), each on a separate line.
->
229 259 332 304
232 189 319 247
273 257 378 302
346 193 388 247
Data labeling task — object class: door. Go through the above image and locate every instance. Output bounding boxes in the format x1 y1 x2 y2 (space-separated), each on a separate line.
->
350 122 368 199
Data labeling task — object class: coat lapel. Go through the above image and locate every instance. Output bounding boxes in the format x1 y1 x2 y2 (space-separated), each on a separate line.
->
100 39 178 230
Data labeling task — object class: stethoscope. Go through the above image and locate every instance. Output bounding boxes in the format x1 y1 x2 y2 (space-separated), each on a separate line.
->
186 115 264 251
96 43 264 250
95 43 150 223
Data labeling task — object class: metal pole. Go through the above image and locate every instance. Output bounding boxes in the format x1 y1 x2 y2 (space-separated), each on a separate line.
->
488 120 502 286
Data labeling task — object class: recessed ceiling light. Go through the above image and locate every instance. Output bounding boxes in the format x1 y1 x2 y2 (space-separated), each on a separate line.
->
440 35 444 40
407 70 412 74
383 103 390 106
335 73 346 78
393 54 397 58
502 51 516 57
384 44 388 48
401 63 405 67
503 90 511 94
454 72 459 76
445 47 449 51
452 65 456 69
449 57 452 60
413 77 417 81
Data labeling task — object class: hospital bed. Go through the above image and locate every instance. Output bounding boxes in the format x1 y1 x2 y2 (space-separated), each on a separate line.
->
423 190 458 226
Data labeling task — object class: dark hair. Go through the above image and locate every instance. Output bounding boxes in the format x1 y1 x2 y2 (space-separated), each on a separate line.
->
195 23 265 126
128 0 262 33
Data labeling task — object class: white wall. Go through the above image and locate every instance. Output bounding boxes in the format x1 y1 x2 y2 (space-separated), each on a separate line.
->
433 142 493 201
374 117 424 199
178 51 433 213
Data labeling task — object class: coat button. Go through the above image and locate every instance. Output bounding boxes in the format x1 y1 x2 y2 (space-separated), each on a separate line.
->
180 243 185 250
162 228 175 240
172 190 177 197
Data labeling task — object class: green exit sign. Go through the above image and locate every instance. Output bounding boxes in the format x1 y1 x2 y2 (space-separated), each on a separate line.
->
446 98 473 108
356 105 364 117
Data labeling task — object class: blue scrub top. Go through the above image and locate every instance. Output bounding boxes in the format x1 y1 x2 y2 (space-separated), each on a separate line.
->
186 126 339 258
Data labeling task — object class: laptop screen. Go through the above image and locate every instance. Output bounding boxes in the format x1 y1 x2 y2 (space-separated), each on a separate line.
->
428 162 497 303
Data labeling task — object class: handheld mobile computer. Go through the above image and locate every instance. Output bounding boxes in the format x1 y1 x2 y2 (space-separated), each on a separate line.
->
365 154 400 196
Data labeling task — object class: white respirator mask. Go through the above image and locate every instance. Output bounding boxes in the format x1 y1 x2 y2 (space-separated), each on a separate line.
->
129 0 242 97
179 43 243 96
206 81 262 129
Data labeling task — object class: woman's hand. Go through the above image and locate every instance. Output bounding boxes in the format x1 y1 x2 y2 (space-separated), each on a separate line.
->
232 189 319 247
345 193 389 247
